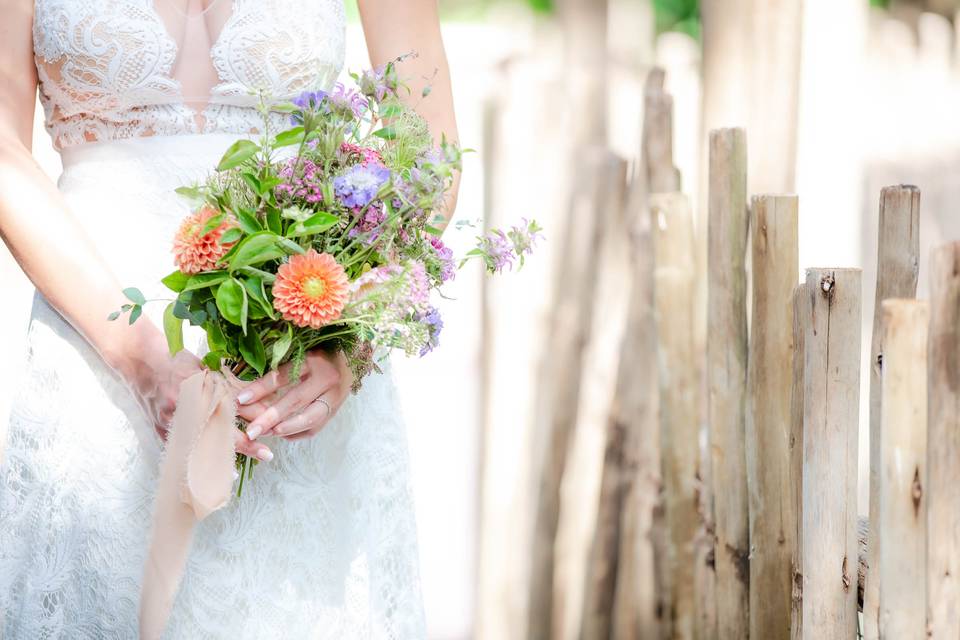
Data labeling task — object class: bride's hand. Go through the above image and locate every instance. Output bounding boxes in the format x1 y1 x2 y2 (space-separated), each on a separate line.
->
122 337 273 462
235 349 353 442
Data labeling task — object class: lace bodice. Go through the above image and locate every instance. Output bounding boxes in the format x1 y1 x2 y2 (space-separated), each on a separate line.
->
32 0 346 150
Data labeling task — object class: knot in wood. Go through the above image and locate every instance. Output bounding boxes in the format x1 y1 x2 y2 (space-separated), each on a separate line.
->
820 274 835 296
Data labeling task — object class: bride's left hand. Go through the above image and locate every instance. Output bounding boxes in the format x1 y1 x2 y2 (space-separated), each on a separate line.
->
234 349 353 442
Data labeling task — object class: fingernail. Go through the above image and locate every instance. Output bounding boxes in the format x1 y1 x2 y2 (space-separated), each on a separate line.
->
236 390 253 405
258 448 274 462
246 425 262 440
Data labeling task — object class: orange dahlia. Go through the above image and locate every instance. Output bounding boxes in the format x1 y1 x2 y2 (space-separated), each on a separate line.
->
172 206 238 274
272 250 350 328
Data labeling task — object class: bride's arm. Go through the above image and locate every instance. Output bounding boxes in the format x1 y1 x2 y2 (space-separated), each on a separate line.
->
357 0 461 224
0 2 270 461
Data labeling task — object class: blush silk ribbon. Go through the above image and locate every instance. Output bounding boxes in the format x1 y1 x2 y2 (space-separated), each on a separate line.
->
139 368 242 639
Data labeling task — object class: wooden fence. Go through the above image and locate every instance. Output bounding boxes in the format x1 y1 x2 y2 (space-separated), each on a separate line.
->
523 69 960 639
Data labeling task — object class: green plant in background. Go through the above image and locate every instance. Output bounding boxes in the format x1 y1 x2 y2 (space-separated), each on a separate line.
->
652 0 700 39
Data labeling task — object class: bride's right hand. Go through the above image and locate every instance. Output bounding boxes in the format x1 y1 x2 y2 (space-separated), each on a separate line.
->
117 333 273 462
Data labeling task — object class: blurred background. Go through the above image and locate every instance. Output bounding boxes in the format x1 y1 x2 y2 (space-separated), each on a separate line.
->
2 0 960 637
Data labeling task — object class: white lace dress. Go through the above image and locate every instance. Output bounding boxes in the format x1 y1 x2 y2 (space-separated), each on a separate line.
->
0 2 426 638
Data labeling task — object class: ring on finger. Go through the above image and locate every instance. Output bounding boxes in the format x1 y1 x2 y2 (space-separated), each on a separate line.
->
316 396 331 418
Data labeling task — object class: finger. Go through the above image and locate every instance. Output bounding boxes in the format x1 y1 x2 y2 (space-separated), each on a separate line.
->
233 429 273 462
273 397 334 438
282 427 319 441
234 362 302 407
245 377 329 440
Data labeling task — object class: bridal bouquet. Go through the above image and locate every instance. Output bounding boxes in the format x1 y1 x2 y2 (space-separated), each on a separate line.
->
112 59 541 487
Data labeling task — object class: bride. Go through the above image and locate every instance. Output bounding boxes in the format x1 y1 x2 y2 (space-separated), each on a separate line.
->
0 0 459 637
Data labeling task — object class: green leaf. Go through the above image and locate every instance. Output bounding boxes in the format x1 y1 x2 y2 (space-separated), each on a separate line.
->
380 104 403 118
107 310 121 321
184 271 230 291
258 177 282 195
240 266 277 283
206 321 227 352
284 211 340 238
276 237 306 255
235 208 262 233
128 304 142 325
266 207 282 234
201 213 226 235
422 86 432 98
161 270 190 292
424 225 443 236
239 330 266 375
215 278 247 328
217 139 260 171
273 126 305 148
202 351 224 371
270 326 293 371
175 185 203 199
241 172 261 195
243 275 276 319
372 126 397 140
220 227 244 245
228 231 287 271
163 302 184 355
123 287 146 305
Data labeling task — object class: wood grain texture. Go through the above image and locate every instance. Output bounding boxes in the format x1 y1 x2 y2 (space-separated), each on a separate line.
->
877 300 928 640
581 182 661 640
707 128 750 639
863 185 921 640
651 192 699 640
527 148 626 640
790 284 807 640
927 242 960 639
800 268 862 639
746 195 799 640
642 67 681 194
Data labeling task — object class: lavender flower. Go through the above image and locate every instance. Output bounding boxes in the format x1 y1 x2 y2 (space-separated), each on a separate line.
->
479 230 515 274
334 163 391 209
328 82 368 118
427 235 456 283
418 307 443 356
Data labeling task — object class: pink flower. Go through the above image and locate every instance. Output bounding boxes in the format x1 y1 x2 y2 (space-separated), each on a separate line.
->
172 206 237 274
272 250 350 329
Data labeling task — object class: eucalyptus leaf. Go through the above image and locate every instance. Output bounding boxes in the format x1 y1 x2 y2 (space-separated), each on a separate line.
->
123 287 146 305
217 139 260 171
128 305 142 325
163 302 184 355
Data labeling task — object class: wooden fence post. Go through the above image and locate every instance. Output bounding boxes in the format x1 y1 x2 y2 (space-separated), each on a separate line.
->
707 127 750 639
580 185 661 640
527 148 626 640
927 242 960 638
650 192 699 640
800 268 862 639
746 195 799 639
863 185 921 640
790 283 807 640
877 299 928 640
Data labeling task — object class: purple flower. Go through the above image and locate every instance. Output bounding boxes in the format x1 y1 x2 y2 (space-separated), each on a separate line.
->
348 202 387 244
329 82 368 118
418 307 443 356
290 90 328 125
428 235 456 283
480 230 515 274
359 66 390 102
334 163 391 209
508 218 543 260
